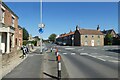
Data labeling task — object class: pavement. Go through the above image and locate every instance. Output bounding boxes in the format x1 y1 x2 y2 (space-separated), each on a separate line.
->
1 47 41 79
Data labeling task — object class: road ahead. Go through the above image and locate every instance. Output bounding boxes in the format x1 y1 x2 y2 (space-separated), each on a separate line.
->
49 43 119 78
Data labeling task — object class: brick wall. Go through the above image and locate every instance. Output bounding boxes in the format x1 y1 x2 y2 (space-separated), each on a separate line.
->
4 8 12 26
18 28 23 47
14 18 19 49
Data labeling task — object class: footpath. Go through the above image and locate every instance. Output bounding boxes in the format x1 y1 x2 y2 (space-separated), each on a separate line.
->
43 49 69 79
1 47 37 79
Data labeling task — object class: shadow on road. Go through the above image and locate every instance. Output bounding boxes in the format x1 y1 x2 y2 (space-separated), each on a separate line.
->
43 72 58 79
48 59 56 62
106 49 120 53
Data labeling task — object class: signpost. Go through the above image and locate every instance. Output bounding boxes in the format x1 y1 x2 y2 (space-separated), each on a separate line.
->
38 23 45 54
38 0 45 54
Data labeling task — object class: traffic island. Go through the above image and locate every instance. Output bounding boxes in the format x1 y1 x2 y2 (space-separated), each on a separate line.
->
43 50 69 79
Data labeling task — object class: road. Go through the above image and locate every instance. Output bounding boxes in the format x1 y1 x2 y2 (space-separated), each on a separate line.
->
48 43 119 78
2 49 44 79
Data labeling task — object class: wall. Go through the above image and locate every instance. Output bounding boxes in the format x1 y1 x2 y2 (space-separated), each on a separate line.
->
81 35 104 46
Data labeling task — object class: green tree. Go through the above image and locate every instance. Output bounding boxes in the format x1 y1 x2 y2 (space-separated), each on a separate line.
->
23 28 29 40
48 34 57 42
105 33 113 45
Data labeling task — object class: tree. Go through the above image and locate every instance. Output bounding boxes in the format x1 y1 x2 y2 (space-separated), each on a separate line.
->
34 36 40 41
48 34 57 42
23 28 29 40
105 33 113 45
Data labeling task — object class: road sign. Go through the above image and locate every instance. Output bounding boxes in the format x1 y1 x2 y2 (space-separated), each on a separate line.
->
39 28 44 34
38 23 45 28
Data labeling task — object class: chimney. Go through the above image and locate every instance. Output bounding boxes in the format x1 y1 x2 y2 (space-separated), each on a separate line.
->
97 25 100 31
69 30 72 33
76 25 80 30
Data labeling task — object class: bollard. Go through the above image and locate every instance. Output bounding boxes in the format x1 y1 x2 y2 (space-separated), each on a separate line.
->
57 55 61 80
50 48 52 52
56 52 59 61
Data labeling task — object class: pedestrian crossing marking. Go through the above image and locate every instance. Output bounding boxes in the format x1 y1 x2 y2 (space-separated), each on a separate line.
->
63 53 67 55
71 53 76 55
65 48 75 50
80 53 88 55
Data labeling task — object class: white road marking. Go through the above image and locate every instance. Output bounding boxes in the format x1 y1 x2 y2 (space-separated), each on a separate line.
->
87 54 106 61
90 53 98 54
53 49 56 50
97 58 106 61
80 53 88 55
78 48 84 51
108 56 118 60
63 53 67 55
65 48 75 50
71 53 76 55
108 60 119 63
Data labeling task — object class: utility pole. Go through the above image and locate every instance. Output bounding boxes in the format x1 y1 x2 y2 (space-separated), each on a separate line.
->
38 0 45 54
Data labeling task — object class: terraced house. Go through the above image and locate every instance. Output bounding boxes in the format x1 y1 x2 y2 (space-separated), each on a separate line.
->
56 30 74 46
0 2 23 54
56 25 104 46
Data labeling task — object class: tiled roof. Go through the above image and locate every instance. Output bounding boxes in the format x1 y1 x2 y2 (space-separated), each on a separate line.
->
101 29 114 34
58 31 74 38
79 29 103 35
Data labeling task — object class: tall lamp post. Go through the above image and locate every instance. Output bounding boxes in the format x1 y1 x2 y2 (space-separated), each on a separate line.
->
38 0 45 54
38 24 45 54
72 36 74 46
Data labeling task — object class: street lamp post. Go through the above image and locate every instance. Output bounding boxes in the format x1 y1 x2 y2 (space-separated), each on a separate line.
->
38 0 45 54
38 23 45 54
72 36 74 46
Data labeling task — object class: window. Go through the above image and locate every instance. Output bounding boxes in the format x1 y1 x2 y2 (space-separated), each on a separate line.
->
97 40 100 45
85 35 88 38
92 35 94 38
98 35 100 38
15 38 17 45
2 9 5 23
85 41 88 46
12 17 15 27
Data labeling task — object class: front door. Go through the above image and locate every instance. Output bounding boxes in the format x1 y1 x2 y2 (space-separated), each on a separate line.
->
91 40 94 46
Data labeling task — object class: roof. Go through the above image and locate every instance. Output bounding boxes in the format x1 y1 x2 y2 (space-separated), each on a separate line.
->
18 25 23 29
101 29 115 34
78 29 103 35
2 2 19 19
58 31 75 38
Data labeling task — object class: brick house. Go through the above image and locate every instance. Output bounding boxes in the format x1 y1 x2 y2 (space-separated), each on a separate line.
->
56 31 74 46
18 25 23 48
56 25 104 46
101 29 118 38
74 25 104 46
101 29 119 45
0 2 22 53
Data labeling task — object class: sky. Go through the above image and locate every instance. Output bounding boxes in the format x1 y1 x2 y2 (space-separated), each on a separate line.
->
5 2 118 39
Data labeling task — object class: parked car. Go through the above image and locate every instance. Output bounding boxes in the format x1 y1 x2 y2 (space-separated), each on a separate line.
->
62 42 67 46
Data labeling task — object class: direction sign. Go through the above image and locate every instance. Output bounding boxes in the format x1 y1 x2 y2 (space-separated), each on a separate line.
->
39 28 44 34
